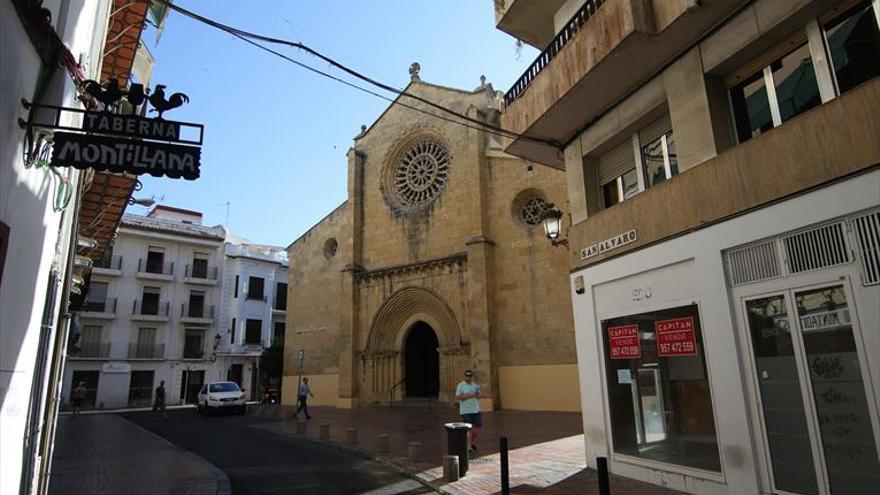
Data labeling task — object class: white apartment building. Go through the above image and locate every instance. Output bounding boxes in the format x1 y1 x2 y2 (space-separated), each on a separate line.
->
63 206 227 408
494 0 880 493
62 206 289 408
217 240 288 401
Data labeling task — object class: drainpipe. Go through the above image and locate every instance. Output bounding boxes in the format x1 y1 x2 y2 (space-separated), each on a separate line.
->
35 171 85 495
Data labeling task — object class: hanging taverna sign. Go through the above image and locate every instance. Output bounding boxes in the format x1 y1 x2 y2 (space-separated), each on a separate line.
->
20 80 203 180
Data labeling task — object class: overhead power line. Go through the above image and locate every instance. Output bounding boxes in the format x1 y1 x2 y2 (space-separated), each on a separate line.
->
151 0 561 149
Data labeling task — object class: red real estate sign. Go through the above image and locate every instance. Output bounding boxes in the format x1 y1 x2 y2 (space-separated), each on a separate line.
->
655 317 698 357
608 325 641 360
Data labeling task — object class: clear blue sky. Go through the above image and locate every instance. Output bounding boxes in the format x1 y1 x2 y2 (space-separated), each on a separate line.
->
137 1 537 247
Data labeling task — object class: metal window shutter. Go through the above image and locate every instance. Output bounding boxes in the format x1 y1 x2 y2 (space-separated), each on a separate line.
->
638 115 672 145
598 139 635 185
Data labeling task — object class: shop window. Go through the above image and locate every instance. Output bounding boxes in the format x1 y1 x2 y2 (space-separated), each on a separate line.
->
601 304 721 471
823 1 880 95
70 370 99 407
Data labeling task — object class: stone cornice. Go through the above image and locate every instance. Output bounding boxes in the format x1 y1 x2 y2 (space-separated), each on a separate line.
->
356 253 467 283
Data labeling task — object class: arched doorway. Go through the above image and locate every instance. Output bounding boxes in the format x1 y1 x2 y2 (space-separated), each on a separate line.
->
404 322 439 398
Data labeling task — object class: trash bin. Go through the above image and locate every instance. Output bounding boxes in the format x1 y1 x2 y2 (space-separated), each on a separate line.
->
444 422 472 477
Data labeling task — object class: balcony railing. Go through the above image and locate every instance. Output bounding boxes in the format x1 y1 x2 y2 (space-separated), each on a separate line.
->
504 0 607 105
77 342 111 358
137 259 174 276
181 303 215 319
183 347 205 360
132 299 170 316
84 297 116 313
94 254 123 270
128 343 165 359
185 264 218 280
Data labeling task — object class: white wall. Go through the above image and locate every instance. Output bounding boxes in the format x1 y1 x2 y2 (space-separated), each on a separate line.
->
571 170 880 494
0 1 111 493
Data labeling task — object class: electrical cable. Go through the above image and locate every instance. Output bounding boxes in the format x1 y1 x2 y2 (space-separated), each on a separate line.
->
152 0 560 149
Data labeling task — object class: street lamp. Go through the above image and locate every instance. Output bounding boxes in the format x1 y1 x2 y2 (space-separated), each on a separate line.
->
213 333 222 350
540 204 568 247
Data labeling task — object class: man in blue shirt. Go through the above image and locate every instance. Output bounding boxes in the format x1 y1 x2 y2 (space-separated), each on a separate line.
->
455 370 482 451
293 377 314 419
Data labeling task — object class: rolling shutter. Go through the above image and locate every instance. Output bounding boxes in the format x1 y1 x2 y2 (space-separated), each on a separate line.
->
638 114 672 146
598 139 635 185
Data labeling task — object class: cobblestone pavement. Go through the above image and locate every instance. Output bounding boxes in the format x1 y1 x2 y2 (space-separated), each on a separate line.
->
49 414 229 495
252 405 682 495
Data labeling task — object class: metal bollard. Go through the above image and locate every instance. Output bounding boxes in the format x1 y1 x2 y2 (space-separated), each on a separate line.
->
345 428 358 446
597 456 610 495
443 455 460 482
319 424 330 440
500 436 509 495
408 441 422 462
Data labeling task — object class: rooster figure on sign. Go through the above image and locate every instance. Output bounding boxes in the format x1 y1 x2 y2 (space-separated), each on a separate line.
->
81 79 125 111
148 85 189 119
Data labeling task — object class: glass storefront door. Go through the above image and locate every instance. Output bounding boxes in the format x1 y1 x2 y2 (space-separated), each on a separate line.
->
742 283 880 494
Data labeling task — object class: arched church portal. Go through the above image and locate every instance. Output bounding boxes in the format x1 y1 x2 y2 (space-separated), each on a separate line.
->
404 322 439 397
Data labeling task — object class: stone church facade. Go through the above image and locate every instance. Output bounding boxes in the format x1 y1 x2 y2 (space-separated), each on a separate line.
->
282 71 579 411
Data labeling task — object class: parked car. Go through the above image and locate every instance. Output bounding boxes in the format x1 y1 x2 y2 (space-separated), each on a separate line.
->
197 381 246 415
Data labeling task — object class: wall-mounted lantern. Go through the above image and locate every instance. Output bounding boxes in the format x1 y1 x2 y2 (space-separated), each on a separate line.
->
540 204 568 247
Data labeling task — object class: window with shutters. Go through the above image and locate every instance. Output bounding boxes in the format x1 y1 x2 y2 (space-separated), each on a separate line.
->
597 114 677 209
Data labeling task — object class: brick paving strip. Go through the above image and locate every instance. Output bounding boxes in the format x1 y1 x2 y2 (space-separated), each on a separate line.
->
250 405 682 495
49 414 230 495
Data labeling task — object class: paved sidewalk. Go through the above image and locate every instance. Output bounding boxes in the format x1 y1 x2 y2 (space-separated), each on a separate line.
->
49 414 229 495
251 405 681 495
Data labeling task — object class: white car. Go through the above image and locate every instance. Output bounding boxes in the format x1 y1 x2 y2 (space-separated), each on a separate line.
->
197 381 247 415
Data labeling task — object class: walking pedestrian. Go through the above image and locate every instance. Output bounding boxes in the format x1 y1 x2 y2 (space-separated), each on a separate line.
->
293 377 313 419
153 380 167 418
71 381 87 418
455 369 483 451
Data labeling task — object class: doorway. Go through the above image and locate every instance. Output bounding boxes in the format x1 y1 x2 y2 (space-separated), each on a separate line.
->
404 322 439 398
740 282 880 494
180 369 204 404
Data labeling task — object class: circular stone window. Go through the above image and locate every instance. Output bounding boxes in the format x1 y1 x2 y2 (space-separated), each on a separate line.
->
385 136 451 212
323 238 338 258
512 190 551 227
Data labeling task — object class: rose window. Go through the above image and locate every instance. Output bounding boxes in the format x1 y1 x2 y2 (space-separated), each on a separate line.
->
520 197 551 226
393 137 450 208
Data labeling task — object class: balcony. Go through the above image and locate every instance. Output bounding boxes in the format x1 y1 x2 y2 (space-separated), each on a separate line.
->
74 341 111 359
180 303 215 325
500 0 743 167
183 264 219 286
128 343 165 360
92 254 123 276
136 259 174 281
131 299 170 322
566 77 880 270
494 0 569 48
80 298 116 319
182 347 206 360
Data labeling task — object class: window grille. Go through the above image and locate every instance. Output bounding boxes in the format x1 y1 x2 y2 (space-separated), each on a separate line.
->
782 222 851 274
726 240 782 286
851 210 880 285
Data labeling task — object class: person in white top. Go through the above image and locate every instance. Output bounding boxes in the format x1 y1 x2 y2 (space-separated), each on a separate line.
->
455 370 482 451
293 377 314 419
